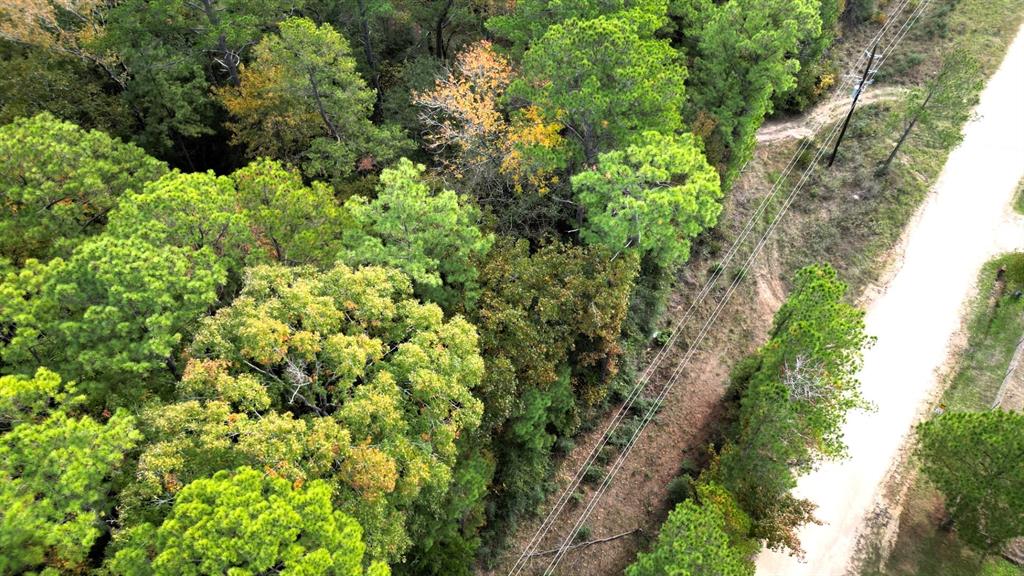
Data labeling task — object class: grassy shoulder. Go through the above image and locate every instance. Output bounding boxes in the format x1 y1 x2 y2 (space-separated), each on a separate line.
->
865 254 1024 576
1014 177 1024 215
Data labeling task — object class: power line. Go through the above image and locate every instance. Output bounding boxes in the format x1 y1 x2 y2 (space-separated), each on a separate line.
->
533 1 935 572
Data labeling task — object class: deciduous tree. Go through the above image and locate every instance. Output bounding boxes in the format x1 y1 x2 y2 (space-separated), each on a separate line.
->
473 239 637 538
0 44 132 136
414 41 567 236
0 0 124 86
96 0 303 155
187 262 484 560
878 48 982 174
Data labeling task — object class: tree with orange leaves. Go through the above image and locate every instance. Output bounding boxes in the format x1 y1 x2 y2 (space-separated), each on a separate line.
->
416 41 566 195
0 0 124 86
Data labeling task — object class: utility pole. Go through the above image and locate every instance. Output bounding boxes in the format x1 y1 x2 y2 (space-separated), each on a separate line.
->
828 43 878 167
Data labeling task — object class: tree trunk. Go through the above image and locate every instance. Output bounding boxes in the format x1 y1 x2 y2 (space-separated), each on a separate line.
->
201 0 240 85
879 89 934 174
435 0 454 61
356 0 384 120
308 71 343 141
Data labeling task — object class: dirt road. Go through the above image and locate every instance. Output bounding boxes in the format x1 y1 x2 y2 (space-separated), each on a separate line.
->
756 24 1024 576
755 86 907 143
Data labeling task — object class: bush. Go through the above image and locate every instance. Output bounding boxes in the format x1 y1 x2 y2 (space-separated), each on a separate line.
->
630 395 660 417
843 0 876 24
1002 253 1024 290
608 416 642 448
584 465 605 484
575 525 593 543
596 445 617 465
554 436 576 454
666 476 695 506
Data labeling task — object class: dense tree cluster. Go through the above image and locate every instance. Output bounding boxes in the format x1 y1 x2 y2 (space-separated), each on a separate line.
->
0 0 845 572
627 264 871 570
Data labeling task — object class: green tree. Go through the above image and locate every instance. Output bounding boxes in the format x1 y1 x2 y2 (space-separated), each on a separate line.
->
683 0 821 185
106 159 348 273
715 264 870 552
341 158 493 312
398 443 495 576
512 6 686 164
106 170 254 273
218 17 409 184
773 0 843 113
626 495 754 576
878 48 982 174
105 156 348 276
0 369 141 574
233 157 349 266
108 467 390 576
571 131 722 267
0 367 76 425
187 262 484 560
0 113 166 264
486 0 668 57
0 43 132 137
116 390 352 527
917 410 1024 556
0 236 226 403
472 239 637 540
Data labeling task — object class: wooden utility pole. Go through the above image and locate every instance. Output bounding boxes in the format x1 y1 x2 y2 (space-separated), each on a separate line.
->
828 43 879 167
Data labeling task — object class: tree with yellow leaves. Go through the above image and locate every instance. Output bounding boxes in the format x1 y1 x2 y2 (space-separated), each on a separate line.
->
219 17 410 184
0 0 124 86
174 262 484 561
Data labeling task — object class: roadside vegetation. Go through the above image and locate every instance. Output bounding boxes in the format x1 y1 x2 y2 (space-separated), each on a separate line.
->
864 254 1024 576
768 0 1024 292
1015 177 1024 214
628 264 871 575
